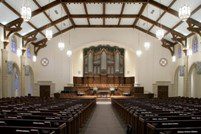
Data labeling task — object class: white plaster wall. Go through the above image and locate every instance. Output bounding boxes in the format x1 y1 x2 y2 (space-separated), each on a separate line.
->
34 28 175 93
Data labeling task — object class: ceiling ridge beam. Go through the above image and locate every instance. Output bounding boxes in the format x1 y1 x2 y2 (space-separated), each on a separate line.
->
62 3 76 27
133 3 148 28
148 0 177 32
118 3 125 25
32 0 61 32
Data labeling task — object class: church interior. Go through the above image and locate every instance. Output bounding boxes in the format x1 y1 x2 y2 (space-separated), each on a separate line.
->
0 0 201 133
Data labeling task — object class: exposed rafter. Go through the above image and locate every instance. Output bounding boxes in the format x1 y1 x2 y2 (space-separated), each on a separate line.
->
32 0 60 17
32 39 48 55
118 3 125 25
3 18 23 48
161 39 176 56
148 0 177 32
2 0 46 37
103 3 106 25
84 3 90 25
62 3 76 27
32 0 61 32
60 0 149 3
133 3 147 28
23 32 38 48
171 32 186 47
187 18 201 36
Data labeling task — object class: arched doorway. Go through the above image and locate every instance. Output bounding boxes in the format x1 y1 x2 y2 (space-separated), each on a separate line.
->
25 65 34 96
188 63 201 98
11 63 21 97
174 66 184 97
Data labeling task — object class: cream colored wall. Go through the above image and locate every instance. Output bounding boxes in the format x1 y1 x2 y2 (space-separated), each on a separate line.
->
34 28 175 93
0 25 35 97
173 34 201 98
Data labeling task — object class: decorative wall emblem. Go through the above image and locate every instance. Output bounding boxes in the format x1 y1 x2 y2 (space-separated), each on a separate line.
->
196 62 201 75
192 35 199 53
41 58 49 66
159 58 168 67
179 65 185 77
10 35 17 54
7 61 14 74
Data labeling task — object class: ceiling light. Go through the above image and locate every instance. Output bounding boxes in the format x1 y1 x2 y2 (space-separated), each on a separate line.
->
17 48 22 57
32 55 37 62
136 50 142 57
67 50 72 57
156 29 165 40
144 42 151 50
58 42 65 51
172 56 176 62
45 29 53 40
21 6 32 22
179 5 191 21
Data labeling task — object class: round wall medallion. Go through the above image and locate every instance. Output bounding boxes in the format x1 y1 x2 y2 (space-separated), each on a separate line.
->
159 58 168 67
41 58 49 66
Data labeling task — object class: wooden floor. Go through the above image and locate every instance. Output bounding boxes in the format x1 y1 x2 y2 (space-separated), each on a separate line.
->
80 98 126 134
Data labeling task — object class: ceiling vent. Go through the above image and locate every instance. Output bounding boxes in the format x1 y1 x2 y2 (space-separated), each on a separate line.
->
54 10 59 15
151 10 155 14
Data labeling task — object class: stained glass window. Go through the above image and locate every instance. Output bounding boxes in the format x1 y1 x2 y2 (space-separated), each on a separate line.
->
27 48 31 59
10 36 17 53
192 35 198 53
178 46 182 58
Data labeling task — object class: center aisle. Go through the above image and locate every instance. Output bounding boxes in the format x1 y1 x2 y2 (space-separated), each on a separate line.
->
81 99 126 134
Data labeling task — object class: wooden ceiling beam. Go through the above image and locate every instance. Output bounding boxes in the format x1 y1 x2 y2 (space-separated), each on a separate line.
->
75 25 133 28
118 3 125 25
148 0 177 32
24 15 69 38
67 14 138 18
140 15 185 38
32 0 60 17
165 4 201 37
133 3 147 28
62 3 76 27
103 3 106 25
60 0 148 3
33 0 61 32
2 1 46 37
84 3 90 25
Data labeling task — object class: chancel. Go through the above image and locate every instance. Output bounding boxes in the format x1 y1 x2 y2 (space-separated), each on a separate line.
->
0 0 201 134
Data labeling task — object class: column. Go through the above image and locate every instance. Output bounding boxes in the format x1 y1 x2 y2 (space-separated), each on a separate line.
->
21 54 26 96
183 55 189 97
1 49 8 97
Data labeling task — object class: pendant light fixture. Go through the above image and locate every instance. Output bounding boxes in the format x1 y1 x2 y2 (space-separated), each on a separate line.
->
58 5 65 51
45 0 53 40
32 55 37 62
21 0 32 22
144 4 151 50
172 55 176 62
67 26 72 57
156 0 164 40
179 5 191 21
136 29 142 57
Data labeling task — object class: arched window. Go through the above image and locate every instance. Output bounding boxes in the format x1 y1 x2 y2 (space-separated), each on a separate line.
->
10 35 17 53
192 35 199 53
